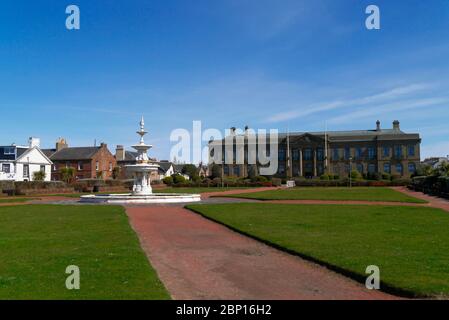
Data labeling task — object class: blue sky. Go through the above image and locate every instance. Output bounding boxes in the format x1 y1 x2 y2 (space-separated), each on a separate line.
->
1 0 449 160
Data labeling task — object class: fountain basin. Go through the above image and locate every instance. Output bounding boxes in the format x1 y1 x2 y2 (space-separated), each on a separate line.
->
80 193 201 204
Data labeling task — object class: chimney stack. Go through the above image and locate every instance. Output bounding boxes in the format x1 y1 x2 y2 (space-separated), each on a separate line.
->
376 120 381 131
116 145 125 161
56 138 68 151
29 137 40 148
393 120 400 131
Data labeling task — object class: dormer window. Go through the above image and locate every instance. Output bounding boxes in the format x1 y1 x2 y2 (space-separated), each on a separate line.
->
4 147 15 155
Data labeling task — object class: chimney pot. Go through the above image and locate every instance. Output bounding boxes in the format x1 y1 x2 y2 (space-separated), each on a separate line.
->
376 120 381 131
393 120 400 130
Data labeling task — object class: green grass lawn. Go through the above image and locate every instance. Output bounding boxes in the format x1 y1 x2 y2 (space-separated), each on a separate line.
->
187 203 449 298
0 198 34 203
153 187 253 194
218 187 426 203
0 205 170 300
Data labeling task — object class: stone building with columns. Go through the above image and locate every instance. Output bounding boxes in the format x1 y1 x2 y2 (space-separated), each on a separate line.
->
208 120 421 178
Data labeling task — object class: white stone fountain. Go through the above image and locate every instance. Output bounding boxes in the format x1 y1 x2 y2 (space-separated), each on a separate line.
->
80 117 201 204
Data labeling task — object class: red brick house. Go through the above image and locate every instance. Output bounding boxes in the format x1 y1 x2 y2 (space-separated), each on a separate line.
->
44 142 117 181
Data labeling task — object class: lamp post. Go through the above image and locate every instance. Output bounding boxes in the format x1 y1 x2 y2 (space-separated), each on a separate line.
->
349 156 353 188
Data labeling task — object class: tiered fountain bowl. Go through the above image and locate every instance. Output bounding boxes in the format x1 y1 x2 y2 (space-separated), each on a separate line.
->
80 117 201 204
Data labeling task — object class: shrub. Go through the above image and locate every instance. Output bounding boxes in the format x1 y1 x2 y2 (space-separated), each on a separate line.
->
60 167 76 184
382 173 391 180
320 174 330 180
112 166 121 179
172 174 186 184
272 178 282 187
252 176 268 183
33 171 46 181
162 176 173 185
350 170 362 180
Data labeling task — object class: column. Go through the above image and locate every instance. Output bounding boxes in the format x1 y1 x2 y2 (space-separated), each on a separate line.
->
299 149 303 177
313 149 317 177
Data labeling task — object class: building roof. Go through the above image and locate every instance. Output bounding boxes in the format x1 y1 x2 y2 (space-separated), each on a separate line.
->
41 149 56 158
156 161 173 173
50 147 101 161
210 128 420 145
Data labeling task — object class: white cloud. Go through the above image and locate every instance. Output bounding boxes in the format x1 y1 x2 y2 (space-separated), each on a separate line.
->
328 97 448 125
264 83 432 123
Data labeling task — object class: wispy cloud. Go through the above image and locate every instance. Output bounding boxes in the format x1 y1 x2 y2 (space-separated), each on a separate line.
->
328 97 449 125
264 83 432 123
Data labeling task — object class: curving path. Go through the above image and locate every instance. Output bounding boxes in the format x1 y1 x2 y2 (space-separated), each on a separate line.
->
126 204 398 300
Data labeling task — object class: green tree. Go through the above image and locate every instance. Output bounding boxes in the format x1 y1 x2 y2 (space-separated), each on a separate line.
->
60 167 76 184
112 166 121 179
172 174 186 184
181 164 199 179
210 164 222 179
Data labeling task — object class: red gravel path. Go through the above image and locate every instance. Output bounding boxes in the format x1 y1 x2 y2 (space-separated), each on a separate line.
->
126 205 397 300
391 187 449 212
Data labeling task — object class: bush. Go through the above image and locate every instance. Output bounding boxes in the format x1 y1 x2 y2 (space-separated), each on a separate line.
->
382 173 391 180
33 171 46 181
162 176 173 185
350 170 362 180
320 174 330 180
272 178 282 187
172 174 186 184
252 176 268 183
60 167 76 184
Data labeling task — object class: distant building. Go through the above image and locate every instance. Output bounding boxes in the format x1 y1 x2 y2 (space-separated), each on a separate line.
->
44 139 116 180
422 156 449 169
209 120 421 178
0 137 53 181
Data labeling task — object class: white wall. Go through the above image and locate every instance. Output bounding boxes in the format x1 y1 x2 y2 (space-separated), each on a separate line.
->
15 148 52 182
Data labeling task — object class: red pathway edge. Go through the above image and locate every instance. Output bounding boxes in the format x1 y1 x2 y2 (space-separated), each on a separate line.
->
391 186 449 212
126 205 398 300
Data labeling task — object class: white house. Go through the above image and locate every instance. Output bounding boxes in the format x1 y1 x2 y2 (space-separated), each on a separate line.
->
0 138 53 182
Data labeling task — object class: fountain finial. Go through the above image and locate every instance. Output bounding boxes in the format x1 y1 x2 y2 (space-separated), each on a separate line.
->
140 116 145 130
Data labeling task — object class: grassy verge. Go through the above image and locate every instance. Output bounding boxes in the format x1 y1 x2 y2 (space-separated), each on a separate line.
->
153 187 254 194
0 198 36 203
217 187 426 203
0 205 170 299
186 203 449 298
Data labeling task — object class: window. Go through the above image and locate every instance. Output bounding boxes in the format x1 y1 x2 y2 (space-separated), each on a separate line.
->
408 163 416 174
109 162 113 172
23 164 29 178
304 149 312 161
78 162 84 170
2 164 11 173
333 148 339 160
53 164 57 171
408 145 415 157
368 147 376 160
96 161 99 171
317 148 324 161
368 164 376 173
292 149 299 161
396 163 403 175
4 147 15 155
355 148 363 159
383 147 390 157
278 149 286 161
344 147 351 160
233 166 240 176
40 165 45 172
394 145 403 158
384 163 391 173
278 163 285 174
224 166 229 175
357 163 364 174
